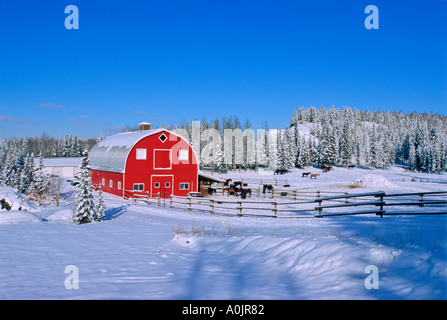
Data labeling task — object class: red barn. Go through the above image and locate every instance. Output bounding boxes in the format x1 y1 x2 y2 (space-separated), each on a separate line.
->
88 123 199 198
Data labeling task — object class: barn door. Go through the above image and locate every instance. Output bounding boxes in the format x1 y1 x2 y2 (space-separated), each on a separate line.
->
151 175 173 198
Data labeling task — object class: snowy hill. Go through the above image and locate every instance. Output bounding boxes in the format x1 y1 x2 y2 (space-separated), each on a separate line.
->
0 167 446 299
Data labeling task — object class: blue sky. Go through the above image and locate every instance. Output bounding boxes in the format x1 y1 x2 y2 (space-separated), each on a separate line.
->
0 0 446 139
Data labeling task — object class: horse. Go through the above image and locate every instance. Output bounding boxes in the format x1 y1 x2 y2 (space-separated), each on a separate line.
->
322 166 332 173
223 187 237 196
224 178 232 186
240 188 252 199
1 198 12 211
233 181 242 188
302 172 311 177
310 173 320 179
263 184 273 193
208 187 217 195
347 164 355 169
274 169 289 175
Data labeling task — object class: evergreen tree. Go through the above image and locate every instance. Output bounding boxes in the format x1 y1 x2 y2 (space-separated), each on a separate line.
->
319 126 338 166
18 153 35 193
73 150 96 224
95 186 105 222
29 154 51 199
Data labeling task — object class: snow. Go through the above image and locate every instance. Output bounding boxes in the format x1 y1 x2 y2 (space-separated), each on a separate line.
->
350 174 397 189
36 157 82 167
0 167 446 299
97 129 164 150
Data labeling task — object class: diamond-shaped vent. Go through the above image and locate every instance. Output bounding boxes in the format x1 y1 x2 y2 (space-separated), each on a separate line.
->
159 133 167 143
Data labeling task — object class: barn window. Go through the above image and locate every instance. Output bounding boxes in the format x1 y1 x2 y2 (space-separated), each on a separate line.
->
133 183 144 191
159 133 167 143
109 180 113 188
136 148 147 160
102 178 105 186
179 183 190 190
154 182 160 188
165 182 170 188
118 181 121 190
154 149 172 169
178 149 189 161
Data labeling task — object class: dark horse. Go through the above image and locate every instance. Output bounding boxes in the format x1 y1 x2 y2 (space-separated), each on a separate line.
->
274 169 289 175
240 188 252 199
262 184 273 193
302 172 311 177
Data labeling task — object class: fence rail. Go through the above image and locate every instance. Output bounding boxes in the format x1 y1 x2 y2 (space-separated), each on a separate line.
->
122 189 447 219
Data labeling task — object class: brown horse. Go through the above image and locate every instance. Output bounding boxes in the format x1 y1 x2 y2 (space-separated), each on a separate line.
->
302 172 311 177
347 164 355 169
322 166 332 172
310 173 320 179
223 187 237 196
240 188 252 199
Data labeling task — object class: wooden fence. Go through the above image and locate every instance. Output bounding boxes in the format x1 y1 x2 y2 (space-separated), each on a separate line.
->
123 189 447 218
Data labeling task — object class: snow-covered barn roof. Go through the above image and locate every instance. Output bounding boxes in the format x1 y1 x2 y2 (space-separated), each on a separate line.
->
89 129 165 173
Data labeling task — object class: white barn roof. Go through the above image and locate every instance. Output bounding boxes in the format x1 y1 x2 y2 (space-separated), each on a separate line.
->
89 128 165 173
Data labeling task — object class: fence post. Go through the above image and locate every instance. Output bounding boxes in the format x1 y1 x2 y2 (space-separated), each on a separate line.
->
317 190 320 198
157 192 161 206
210 199 214 215
238 201 243 216
188 197 192 212
293 190 297 201
273 201 277 216
419 194 424 207
345 192 349 203
377 193 384 217
315 199 323 217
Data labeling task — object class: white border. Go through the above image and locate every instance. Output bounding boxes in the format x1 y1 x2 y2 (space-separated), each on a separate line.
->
150 174 174 196
153 149 172 170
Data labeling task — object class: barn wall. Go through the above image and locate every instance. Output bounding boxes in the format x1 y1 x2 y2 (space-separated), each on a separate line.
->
125 131 198 198
90 169 124 197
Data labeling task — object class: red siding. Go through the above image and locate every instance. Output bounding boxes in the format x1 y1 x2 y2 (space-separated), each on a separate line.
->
90 170 124 197
125 131 198 198
90 130 198 199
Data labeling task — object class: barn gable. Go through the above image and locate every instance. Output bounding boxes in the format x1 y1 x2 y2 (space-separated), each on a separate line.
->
89 129 165 173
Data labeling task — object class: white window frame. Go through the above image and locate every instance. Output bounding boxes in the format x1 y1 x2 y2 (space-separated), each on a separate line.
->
178 149 189 161
118 181 121 190
153 149 172 170
109 180 113 188
102 178 105 186
136 148 147 160
133 183 144 191
179 182 190 190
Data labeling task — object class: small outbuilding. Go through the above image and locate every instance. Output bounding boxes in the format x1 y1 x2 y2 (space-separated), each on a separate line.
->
36 157 82 178
88 123 199 198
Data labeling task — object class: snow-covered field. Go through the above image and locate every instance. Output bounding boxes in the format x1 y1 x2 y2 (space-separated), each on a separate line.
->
1 166 446 300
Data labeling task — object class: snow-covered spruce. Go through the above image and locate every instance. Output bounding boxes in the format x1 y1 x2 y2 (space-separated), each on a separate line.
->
73 150 100 224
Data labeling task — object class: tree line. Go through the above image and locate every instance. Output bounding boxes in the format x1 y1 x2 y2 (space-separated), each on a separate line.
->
164 107 447 174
